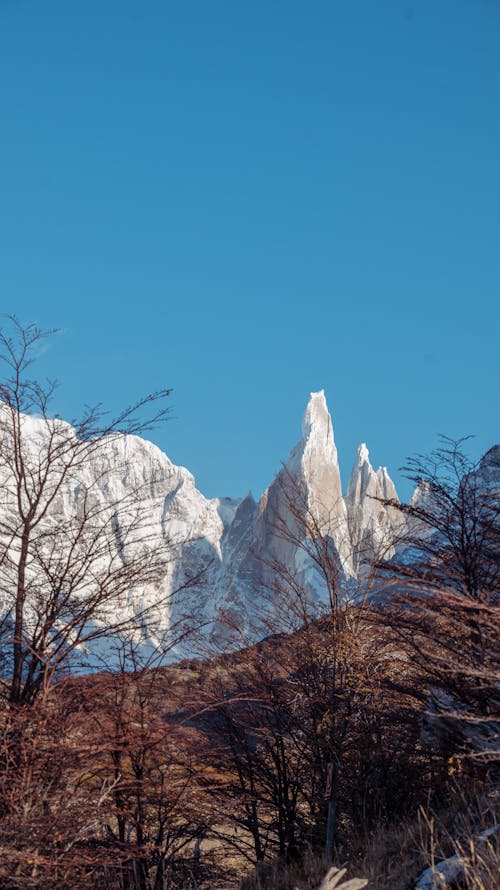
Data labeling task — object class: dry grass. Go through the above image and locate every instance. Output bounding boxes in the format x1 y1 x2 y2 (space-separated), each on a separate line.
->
450 785 499 890
348 783 499 890
239 850 331 889
349 819 426 890
416 785 500 890
240 853 371 890
458 831 500 890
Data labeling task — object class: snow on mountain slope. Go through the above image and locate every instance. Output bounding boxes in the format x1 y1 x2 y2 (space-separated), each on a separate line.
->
0 392 405 660
345 443 404 577
170 391 403 648
0 406 225 662
199 391 365 644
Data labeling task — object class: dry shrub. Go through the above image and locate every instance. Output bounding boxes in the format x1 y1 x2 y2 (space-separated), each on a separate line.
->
0 692 125 889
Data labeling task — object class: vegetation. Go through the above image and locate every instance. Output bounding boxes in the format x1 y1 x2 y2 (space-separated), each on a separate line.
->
0 317 172 704
0 319 497 888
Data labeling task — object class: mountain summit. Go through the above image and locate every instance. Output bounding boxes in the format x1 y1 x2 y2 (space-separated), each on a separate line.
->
165 390 402 648
0 391 405 658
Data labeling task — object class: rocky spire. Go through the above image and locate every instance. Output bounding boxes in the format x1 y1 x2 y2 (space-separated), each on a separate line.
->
251 391 354 591
346 443 402 575
287 391 344 517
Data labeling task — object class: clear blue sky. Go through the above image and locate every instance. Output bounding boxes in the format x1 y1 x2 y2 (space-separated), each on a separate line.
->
1 0 498 501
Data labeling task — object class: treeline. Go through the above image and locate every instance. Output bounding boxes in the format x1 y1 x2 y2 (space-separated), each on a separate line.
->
186 439 499 886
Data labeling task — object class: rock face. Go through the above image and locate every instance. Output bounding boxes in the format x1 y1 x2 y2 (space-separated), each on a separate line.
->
207 390 356 641
279 390 353 577
0 406 225 659
345 443 404 577
476 444 500 492
0 391 408 659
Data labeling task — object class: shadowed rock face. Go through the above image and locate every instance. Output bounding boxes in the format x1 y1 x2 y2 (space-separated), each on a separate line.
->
477 444 500 490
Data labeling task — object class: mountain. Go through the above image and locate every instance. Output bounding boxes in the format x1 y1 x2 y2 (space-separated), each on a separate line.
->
345 442 404 577
476 444 500 491
0 392 407 661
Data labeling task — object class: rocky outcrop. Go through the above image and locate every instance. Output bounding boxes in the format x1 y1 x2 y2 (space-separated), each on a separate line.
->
345 443 403 576
414 823 500 889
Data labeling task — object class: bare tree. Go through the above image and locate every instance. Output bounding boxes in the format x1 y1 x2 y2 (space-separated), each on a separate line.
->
0 678 127 889
84 640 207 890
377 438 499 604
192 468 432 874
375 438 500 767
0 316 175 704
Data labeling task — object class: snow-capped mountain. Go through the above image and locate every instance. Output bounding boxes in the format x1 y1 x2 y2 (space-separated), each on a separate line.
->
0 391 409 659
345 442 404 578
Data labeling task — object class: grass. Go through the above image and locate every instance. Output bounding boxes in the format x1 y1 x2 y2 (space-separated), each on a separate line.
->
239 851 335 889
238 783 499 890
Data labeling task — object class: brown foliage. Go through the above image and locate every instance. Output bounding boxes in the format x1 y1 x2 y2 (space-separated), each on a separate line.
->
374 439 500 770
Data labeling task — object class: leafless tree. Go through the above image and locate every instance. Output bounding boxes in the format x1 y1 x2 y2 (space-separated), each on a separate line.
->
0 678 127 889
374 438 500 769
83 640 207 890
193 468 431 873
0 316 177 704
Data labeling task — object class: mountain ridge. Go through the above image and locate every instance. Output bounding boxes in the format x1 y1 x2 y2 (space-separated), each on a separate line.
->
6 390 491 662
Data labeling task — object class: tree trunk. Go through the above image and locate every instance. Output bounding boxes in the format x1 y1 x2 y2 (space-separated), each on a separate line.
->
11 529 30 704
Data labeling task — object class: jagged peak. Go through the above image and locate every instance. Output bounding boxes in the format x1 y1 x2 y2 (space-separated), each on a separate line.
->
346 448 399 508
409 479 431 507
346 443 376 505
376 465 399 501
301 390 332 440
356 442 370 465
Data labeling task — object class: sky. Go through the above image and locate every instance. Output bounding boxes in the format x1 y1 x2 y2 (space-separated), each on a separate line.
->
0 0 499 502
